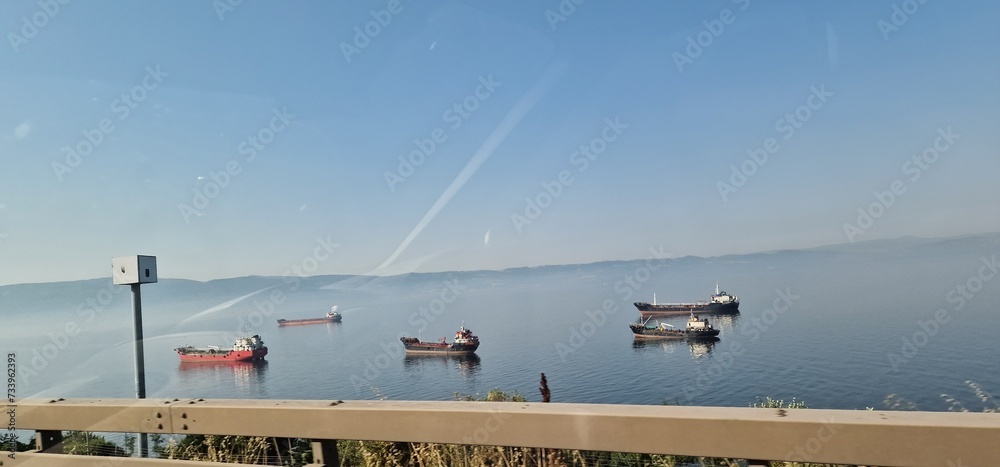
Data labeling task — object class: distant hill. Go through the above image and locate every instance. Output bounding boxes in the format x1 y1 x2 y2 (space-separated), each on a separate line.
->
2 232 998 314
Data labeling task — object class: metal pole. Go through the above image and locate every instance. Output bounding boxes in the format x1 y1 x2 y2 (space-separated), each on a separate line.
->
130 283 148 457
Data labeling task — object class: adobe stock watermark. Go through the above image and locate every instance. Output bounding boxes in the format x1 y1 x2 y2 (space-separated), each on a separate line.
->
350 278 463 395
462 408 512 445
178 107 294 222
612 245 670 302
191 237 339 367
783 417 840 464
555 299 620 362
842 126 959 243
18 281 125 386
213 0 245 21
232 235 340 337
7 0 71 54
385 75 501 192
877 0 930 41
556 246 669 362
887 254 997 372
511 116 627 233
406 279 465 332
544 0 589 31
51 65 168 182
717 84 833 201
680 287 798 402
339 0 411 63
672 0 750 73
738 288 798 342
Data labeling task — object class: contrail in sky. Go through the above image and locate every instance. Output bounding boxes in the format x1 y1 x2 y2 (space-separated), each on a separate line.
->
378 60 568 270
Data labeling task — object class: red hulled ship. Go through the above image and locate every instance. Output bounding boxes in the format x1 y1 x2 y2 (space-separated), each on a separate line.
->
174 335 268 362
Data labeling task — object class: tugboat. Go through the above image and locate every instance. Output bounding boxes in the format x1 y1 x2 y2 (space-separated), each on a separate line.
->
174 335 268 362
633 283 739 317
400 324 480 355
277 306 342 326
629 314 721 341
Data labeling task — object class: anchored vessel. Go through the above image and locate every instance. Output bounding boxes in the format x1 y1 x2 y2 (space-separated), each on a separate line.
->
633 283 739 317
400 325 480 355
174 335 268 362
277 306 342 326
629 314 721 341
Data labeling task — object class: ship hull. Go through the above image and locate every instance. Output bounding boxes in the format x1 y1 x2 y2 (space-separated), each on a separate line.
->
400 342 479 355
277 317 341 326
631 331 684 340
628 324 720 341
630 330 721 341
634 301 739 317
400 325 480 355
175 348 268 362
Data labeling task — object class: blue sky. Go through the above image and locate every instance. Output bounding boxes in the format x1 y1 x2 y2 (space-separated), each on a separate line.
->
1 1 998 285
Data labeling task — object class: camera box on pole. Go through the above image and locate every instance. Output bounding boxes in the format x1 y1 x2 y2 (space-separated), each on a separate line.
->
112 255 158 285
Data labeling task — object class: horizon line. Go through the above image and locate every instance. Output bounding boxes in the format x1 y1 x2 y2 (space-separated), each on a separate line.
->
2 231 997 288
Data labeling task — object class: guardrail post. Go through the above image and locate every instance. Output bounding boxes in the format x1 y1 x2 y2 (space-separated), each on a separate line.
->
33 430 62 453
309 439 339 466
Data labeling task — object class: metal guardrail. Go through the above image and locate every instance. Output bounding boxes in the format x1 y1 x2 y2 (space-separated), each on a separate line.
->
4 398 1000 466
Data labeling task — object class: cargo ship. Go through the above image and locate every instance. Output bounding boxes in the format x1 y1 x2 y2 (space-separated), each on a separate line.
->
174 335 268 362
400 325 480 355
629 314 720 341
633 284 739 317
277 306 342 326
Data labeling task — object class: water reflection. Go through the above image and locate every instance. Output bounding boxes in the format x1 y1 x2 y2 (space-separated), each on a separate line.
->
631 338 719 359
176 360 269 395
709 313 741 332
403 354 481 377
687 338 719 358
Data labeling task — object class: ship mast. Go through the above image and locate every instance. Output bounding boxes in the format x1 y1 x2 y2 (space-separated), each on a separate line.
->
715 281 719 295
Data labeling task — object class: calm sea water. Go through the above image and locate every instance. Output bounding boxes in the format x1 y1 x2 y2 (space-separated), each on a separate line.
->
7 242 1000 412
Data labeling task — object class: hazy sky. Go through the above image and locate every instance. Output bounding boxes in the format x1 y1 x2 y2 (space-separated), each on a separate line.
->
1 1 998 285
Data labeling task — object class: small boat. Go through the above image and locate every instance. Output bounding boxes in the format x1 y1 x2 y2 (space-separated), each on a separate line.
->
629 314 721 341
277 306 342 326
633 283 740 317
174 335 268 362
400 324 480 355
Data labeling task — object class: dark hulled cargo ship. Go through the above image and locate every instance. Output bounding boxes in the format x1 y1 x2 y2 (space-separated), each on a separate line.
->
633 284 739 317
277 306 342 326
629 314 721 341
400 325 480 355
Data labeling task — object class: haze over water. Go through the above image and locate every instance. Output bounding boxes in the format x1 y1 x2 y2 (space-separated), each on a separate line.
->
5 234 999 412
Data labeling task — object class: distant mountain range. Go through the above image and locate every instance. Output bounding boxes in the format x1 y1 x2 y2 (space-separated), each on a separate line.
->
2 232 998 317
